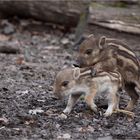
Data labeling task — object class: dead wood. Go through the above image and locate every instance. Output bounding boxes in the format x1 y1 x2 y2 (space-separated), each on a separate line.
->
0 41 20 54
88 3 140 35
89 20 140 35
0 0 90 27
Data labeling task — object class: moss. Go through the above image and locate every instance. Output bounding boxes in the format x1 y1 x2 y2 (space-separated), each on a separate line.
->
91 2 128 9
111 1 128 8
80 95 85 100
91 2 107 8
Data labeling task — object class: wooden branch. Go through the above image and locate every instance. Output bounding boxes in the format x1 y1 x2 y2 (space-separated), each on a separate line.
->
89 20 140 35
113 109 135 117
0 41 20 54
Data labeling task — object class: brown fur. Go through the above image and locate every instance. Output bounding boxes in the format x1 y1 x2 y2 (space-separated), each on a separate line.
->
75 34 140 110
53 67 122 116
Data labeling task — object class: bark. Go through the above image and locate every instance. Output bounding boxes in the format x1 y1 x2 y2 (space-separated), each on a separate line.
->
89 20 140 35
0 0 90 27
0 41 20 54
88 3 140 35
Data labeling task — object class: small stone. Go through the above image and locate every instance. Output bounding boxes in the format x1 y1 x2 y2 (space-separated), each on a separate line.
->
63 133 71 139
45 45 60 50
57 133 71 139
56 124 60 129
136 123 140 130
37 99 45 102
1 20 15 35
60 113 67 119
16 90 29 96
29 108 44 115
31 35 40 45
68 34 75 40
0 117 9 124
77 127 83 132
50 39 58 45
87 126 94 133
45 109 54 116
61 38 69 45
20 19 30 26
93 118 100 122
13 128 20 131
38 85 42 88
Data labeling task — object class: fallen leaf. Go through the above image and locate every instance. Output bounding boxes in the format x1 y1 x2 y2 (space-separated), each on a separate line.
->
13 128 20 131
61 38 69 45
77 125 94 133
57 133 71 139
0 117 9 124
87 125 94 133
29 108 44 115
16 55 25 65
25 120 35 125
0 34 10 41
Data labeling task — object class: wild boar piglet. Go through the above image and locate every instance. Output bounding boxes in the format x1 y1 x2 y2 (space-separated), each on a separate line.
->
74 34 140 111
53 67 122 116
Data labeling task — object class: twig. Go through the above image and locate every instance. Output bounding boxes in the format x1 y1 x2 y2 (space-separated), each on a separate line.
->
113 109 135 117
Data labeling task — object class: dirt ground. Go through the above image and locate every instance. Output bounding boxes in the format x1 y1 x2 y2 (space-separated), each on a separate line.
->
0 18 140 140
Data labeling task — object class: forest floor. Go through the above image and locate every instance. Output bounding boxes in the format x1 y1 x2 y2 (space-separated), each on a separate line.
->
0 18 140 140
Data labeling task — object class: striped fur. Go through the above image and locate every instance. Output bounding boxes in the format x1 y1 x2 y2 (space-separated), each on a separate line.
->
76 35 140 110
53 67 122 116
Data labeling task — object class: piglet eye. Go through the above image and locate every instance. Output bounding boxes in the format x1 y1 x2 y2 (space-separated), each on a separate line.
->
61 81 69 87
85 49 92 55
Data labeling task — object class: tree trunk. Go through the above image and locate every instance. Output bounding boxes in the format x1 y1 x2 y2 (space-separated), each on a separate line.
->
0 0 90 27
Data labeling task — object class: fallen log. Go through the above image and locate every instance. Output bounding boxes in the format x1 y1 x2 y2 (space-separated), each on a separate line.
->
0 41 20 54
89 20 140 35
0 0 90 27
88 2 140 35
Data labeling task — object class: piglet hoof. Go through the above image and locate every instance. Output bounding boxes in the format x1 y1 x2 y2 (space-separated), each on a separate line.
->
104 111 112 117
91 105 98 113
125 100 135 111
63 108 71 114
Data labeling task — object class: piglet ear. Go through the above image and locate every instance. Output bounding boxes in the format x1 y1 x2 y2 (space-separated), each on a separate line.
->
73 68 80 80
98 36 106 49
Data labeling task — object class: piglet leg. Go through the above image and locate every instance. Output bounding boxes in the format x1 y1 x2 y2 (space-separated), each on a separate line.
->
104 92 119 117
85 88 97 113
63 94 80 114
